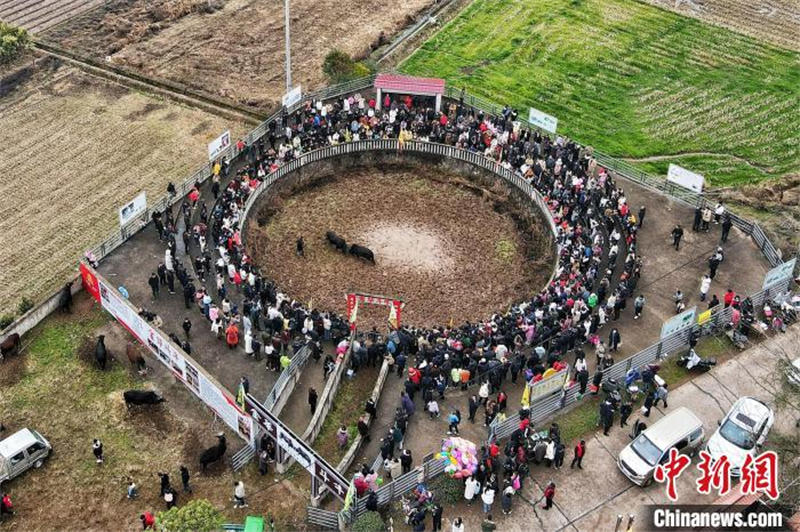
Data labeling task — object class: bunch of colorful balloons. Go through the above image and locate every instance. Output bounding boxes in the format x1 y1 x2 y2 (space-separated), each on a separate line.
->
436 437 478 479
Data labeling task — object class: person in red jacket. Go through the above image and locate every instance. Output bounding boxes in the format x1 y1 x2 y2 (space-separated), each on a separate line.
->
226 323 239 349
723 289 736 308
541 481 556 510
140 511 155 530
570 440 586 469
1 493 13 517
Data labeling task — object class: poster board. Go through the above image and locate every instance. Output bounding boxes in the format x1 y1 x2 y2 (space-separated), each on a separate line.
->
667 164 704 193
762 257 796 289
528 107 558 133
660 306 697 339
118 192 147 227
282 85 303 109
527 366 569 403
208 130 231 161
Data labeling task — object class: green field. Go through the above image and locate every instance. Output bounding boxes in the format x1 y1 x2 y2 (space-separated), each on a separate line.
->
401 0 800 186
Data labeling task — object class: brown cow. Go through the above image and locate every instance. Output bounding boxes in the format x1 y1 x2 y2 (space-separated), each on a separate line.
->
0 333 20 362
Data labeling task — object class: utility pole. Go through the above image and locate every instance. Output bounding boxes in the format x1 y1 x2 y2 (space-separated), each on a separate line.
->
284 0 292 93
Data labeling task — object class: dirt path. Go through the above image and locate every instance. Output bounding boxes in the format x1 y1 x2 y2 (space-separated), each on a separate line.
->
622 151 769 173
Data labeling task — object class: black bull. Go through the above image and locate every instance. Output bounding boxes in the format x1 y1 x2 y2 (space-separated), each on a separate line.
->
325 231 347 253
349 244 375 263
123 390 165 407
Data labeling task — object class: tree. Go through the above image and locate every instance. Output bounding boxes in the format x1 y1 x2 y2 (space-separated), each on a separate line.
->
156 499 224 532
0 22 29 64
322 49 372 83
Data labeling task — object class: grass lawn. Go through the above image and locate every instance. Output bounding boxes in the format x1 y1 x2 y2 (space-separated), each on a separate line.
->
401 0 800 187
313 367 377 465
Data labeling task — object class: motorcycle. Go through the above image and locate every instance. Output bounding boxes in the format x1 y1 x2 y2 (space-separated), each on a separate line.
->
677 349 716 372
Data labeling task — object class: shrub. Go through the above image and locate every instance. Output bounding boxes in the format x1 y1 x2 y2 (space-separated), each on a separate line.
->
0 313 14 330
352 511 386 532
156 499 223 532
322 49 373 83
429 474 464 505
0 23 29 64
17 297 34 315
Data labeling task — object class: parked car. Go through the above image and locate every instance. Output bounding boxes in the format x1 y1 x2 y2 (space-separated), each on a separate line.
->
618 407 704 486
706 397 774 477
0 428 52 487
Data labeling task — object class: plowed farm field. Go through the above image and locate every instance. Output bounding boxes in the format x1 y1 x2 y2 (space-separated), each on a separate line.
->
0 55 247 317
43 0 435 110
640 0 800 52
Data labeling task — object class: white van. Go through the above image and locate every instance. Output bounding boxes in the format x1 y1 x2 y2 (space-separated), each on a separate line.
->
0 429 52 487
618 407 704 486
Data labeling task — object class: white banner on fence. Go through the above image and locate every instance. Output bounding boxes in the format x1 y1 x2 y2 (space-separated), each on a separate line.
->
763 257 796 289
248 396 349 500
282 85 303 108
207 130 231 161
528 107 558 133
118 192 147 227
96 277 253 443
660 306 697 339
667 164 704 193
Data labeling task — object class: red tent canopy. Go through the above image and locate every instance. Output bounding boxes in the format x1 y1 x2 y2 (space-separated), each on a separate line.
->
374 74 445 96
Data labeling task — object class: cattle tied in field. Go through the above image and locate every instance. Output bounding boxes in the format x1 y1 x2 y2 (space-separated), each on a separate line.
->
325 231 347 253
199 433 227 470
0 333 21 361
349 243 375 264
126 343 147 375
95 335 108 370
123 390 165 408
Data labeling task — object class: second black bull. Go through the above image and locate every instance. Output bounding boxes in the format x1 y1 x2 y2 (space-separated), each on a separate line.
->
324 232 375 264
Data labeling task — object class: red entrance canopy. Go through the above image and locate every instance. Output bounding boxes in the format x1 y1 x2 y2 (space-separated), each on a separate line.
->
374 74 445 95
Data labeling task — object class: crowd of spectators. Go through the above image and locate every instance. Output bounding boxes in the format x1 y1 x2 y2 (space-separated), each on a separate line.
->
186 91 643 393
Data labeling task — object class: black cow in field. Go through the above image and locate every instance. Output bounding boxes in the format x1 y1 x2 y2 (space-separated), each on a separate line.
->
95 335 108 370
325 231 347 253
199 433 227 470
59 280 74 313
349 244 375 264
0 333 21 362
123 390 165 408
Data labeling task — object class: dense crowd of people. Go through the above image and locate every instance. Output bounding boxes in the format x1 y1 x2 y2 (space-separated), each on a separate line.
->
130 89 749 530
163 91 652 396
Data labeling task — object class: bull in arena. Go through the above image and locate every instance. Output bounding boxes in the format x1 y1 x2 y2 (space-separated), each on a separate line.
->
123 390 165 408
325 231 347 253
199 433 227 470
0 333 21 362
95 335 108 370
349 244 375 264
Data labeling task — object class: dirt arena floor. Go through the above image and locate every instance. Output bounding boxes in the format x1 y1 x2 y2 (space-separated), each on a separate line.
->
0 54 247 317
246 166 554 328
43 0 435 109
640 0 800 51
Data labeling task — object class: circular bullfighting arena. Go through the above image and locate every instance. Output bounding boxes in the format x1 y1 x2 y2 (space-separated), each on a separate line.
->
245 164 555 327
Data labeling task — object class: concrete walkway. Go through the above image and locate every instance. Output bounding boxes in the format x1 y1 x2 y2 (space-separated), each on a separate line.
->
392 327 800 532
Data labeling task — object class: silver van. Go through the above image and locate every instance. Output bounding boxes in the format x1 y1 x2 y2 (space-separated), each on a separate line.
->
0 429 52 487
618 407 704 486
